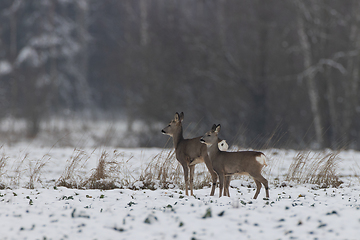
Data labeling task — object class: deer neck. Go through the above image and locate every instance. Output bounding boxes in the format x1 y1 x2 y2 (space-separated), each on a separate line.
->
207 141 220 158
173 125 184 149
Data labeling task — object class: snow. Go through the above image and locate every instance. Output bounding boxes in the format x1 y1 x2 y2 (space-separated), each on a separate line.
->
0 61 12 75
0 145 360 239
16 47 41 67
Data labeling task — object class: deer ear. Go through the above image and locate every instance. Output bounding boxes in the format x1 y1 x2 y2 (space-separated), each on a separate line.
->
174 112 180 122
211 124 217 132
215 124 221 133
179 112 184 122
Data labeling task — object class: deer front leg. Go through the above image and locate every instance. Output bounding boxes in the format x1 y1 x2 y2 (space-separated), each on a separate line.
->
218 173 224 198
224 176 231 197
204 154 217 196
182 163 189 196
189 164 195 196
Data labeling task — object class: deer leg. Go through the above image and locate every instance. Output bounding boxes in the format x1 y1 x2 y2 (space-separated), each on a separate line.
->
189 164 195 196
204 154 217 196
253 175 269 199
182 164 189 196
253 179 262 199
225 176 231 197
224 177 228 197
261 176 269 199
218 173 224 198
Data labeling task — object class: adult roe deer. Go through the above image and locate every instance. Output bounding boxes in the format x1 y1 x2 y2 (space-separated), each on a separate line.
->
161 112 227 196
200 124 269 199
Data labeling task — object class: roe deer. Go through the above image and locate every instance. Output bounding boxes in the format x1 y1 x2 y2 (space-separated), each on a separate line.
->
161 112 227 196
200 124 269 199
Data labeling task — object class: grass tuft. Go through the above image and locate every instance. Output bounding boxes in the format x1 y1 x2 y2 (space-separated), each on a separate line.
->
27 154 50 189
139 149 212 190
56 148 92 188
81 150 134 190
286 151 343 188
139 149 179 190
0 150 7 189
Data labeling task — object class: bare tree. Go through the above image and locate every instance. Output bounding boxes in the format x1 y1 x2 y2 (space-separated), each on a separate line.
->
295 0 324 148
343 1 360 148
76 0 92 111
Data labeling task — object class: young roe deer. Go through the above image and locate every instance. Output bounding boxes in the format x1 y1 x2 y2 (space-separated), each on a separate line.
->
200 124 269 199
161 112 227 196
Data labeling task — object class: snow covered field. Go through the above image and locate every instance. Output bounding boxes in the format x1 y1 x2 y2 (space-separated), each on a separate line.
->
0 145 360 239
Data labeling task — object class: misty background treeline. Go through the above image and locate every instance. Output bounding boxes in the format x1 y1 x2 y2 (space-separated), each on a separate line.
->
0 0 360 150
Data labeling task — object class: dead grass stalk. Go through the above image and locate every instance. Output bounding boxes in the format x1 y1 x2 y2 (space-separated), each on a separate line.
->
286 151 343 188
27 154 50 189
0 151 7 189
81 150 134 190
56 148 92 188
140 149 211 190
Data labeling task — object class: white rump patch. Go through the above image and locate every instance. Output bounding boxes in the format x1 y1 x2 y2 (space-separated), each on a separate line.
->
256 154 267 166
218 140 229 151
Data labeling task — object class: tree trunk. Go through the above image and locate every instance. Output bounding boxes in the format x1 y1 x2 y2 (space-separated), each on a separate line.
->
139 0 149 47
325 66 338 149
49 0 59 113
343 1 360 148
76 0 92 111
10 1 18 117
216 0 226 49
297 12 324 149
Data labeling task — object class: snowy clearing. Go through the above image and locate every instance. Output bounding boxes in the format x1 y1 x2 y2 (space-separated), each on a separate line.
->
0 145 360 239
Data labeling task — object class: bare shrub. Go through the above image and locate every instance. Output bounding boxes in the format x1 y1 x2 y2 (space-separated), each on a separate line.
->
56 148 92 188
286 151 343 188
81 150 134 190
140 149 211 190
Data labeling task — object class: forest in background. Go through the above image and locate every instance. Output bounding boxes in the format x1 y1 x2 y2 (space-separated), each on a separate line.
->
0 0 360 150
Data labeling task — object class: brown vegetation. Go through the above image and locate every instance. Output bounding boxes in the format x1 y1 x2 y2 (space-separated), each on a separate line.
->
286 151 343 188
0 146 347 191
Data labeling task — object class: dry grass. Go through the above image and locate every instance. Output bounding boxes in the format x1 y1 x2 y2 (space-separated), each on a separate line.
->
0 144 348 191
56 148 93 188
140 149 180 190
286 151 343 188
57 147 212 191
27 154 50 189
10 154 27 188
351 160 360 183
0 151 7 189
139 149 212 190
81 150 133 190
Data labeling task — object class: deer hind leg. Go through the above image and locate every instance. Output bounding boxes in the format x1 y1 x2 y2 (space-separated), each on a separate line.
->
224 176 231 197
253 179 262 199
262 176 270 198
182 164 189 196
189 164 195 196
253 175 269 199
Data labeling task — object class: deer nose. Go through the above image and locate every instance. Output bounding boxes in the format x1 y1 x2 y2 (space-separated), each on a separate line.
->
161 129 166 134
200 138 205 143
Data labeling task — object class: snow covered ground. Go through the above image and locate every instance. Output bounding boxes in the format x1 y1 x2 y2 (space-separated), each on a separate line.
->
0 145 360 239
